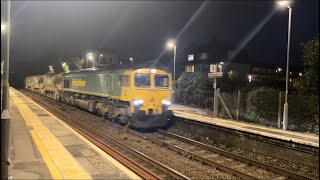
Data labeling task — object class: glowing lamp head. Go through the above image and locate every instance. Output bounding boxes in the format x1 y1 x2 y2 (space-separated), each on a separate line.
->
166 40 176 49
277 1 291 8
150 69 157 74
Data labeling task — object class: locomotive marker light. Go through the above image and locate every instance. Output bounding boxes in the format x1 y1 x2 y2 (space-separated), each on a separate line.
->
166 39 176 103
277 0 292 130
150 69 157 74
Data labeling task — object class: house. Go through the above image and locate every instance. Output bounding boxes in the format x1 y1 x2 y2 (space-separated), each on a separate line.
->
181 44 303 83
84 50 119 68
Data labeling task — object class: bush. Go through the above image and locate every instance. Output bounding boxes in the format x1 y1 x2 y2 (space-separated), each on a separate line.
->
287 95 319 132
245 87 319 132
246 87 279 123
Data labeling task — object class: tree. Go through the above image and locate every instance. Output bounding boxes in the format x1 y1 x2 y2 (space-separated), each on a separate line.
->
176 72 212 93
58 57 84 71
294 36 319 96
48 65 54 73
61 62 69 73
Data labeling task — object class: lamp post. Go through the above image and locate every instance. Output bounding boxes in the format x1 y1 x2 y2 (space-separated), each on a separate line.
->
87 53 94 68
99 54 103 65
166 40 176 103
277 1 292 130
129 57 134 64
1 1 11 179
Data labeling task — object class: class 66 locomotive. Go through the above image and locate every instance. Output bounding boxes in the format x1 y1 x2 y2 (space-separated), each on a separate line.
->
25 68 173 129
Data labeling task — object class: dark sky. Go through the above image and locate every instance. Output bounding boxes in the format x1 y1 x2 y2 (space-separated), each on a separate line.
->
1 0 319 88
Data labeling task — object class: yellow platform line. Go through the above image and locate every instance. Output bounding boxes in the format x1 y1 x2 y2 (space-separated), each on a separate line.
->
12 88 141 180
10 89 91 180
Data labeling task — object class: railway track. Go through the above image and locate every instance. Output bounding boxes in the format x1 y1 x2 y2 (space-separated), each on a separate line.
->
22 91 190 180
22 90 317 180
128 130 314 180
155 130 314 179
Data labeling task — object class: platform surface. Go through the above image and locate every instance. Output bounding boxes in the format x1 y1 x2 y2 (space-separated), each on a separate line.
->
8 88 141 179
169 104 319 147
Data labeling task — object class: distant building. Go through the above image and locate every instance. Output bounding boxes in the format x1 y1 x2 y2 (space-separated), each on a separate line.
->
84 50 119 68
181 44 304 83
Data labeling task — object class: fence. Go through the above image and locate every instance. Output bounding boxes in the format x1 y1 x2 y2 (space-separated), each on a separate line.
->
174 88 319 133
174 89 214 110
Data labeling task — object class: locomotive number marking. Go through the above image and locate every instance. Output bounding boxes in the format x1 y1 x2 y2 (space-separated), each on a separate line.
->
72 79 86 87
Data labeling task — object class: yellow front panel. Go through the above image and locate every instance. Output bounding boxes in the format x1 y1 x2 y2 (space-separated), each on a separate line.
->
131 89 172 114
128 69 173 114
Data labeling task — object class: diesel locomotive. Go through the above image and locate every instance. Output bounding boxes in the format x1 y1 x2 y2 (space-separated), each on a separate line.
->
25 67 173 129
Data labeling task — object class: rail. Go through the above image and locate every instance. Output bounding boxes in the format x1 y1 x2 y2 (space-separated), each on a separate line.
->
23 91 189 180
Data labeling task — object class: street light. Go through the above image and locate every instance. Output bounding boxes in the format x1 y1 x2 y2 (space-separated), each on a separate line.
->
277 0 292 130
166 40 177 103
277 1 291 7
99 54 103 65
129 57 134 63
87 52 94 68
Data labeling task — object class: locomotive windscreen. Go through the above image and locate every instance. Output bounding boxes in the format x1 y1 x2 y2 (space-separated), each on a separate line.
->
134 73 150 87
155 75 169 87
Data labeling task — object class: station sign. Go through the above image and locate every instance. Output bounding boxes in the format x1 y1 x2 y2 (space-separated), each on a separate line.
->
210 64 217 73
208 72 223 78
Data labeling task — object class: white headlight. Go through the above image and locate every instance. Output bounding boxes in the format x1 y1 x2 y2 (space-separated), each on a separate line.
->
150 69 157 74
133 99 144 106
162 99 171 106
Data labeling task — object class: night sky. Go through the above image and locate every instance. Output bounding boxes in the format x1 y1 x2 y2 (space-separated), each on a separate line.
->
1 0 319 88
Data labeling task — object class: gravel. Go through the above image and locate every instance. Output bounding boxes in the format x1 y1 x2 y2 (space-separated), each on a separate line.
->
23 90 319 180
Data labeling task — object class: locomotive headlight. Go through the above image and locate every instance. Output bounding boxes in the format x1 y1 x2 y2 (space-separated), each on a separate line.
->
133 99 144 106
162 99 171 106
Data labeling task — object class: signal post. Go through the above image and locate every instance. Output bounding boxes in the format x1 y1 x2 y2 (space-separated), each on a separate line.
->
208 63 223 117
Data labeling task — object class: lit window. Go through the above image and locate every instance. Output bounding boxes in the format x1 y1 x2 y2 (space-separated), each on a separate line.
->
299 72 303 76
199 52 208 60
188 54 194 61
185 65 195 72
248 75 252 82
289 79 292 82
253 67 260 72
290 72 292 75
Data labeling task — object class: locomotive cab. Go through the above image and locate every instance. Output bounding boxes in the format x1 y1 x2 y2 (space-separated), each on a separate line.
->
127 69 173 128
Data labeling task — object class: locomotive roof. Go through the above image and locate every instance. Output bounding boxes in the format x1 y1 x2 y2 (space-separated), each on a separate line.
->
65 64 163 74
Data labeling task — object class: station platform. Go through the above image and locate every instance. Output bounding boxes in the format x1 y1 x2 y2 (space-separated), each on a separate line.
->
8 88 141 179
169 104 319 147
